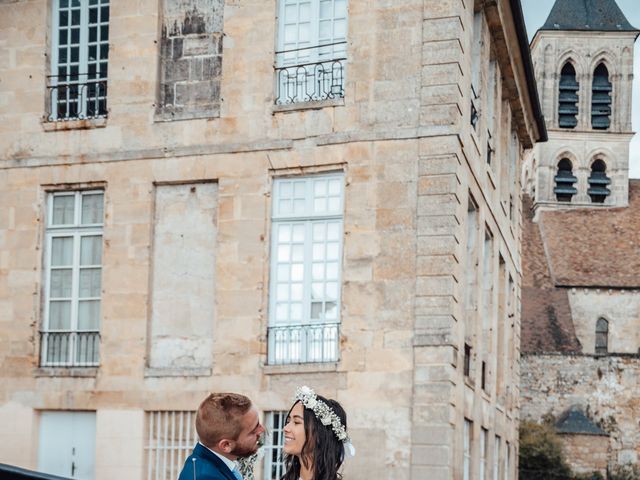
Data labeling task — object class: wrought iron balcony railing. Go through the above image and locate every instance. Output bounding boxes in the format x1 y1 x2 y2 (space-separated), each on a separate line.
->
47 74 108 121
267 322 340 365
275 42 346 105
39 331 100 367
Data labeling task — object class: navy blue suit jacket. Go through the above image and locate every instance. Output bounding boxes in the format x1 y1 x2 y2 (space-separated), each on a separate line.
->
178 443 238 480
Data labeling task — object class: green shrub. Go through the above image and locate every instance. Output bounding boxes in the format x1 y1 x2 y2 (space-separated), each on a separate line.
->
519 420 573 480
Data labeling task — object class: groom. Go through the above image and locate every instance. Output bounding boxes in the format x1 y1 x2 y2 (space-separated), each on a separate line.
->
178 393 265 480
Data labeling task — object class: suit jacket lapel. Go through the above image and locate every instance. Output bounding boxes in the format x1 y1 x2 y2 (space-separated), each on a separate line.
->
193 443 238 480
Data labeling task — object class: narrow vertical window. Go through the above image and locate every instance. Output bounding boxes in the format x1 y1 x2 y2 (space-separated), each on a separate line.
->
463 419 473 480
558 62 578 129
263 412 287 480
480 428 488 480
275 0 347 105
470 12 483 130
48 0 110 121
464 343 472 377
493 435 502 480
595 318 609 355
554 158 577 202
587 159 611 203
591 63 611 130
42 190 104 367
268 174 344 364
466 195 479 310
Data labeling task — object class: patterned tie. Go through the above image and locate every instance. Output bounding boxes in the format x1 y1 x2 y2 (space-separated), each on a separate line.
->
232 468 243 480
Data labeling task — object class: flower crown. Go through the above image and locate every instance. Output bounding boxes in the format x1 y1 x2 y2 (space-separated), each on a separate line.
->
294 386 355 459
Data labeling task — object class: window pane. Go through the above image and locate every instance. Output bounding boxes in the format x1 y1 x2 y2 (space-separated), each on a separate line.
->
50 269 73 298
291 283 303 301
291 244 304 261
277 264 290 282
278 224 291 242
291 264 304 281
79 268 101 297
78 300 100 330
49 301 71 329
278 245 290 262
81 193 104 224
51 237 74 266
80 235 103 265
277 284 289 301
292 224 305 242
52 195 75 224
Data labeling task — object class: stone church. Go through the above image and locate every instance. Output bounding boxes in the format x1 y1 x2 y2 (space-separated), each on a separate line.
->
521 0 640 475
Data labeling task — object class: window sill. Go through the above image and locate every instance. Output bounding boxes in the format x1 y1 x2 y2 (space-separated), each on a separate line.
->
272 97 344 114
144 367 212 378
34 367 98 378
42 117 107 132
263 362 339 375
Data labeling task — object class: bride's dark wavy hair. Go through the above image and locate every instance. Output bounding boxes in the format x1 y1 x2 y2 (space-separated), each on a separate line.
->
281 395 347 480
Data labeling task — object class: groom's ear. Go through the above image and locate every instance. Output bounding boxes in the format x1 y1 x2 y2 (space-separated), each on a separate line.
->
218 438 233 453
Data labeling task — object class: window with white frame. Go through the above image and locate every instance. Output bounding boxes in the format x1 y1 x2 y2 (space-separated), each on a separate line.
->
263 411 287 480
268 174 344 364
41 190 103 367
275 0 347 104
463 419 472 480
480 428 488 480
493 435 501 480
145 411 198 480
48 0 110 121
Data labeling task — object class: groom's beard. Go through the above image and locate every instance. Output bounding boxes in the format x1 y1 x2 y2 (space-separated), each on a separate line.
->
230 442 259 458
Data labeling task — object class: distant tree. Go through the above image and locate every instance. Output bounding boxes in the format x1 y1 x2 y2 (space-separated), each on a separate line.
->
519 420 573 480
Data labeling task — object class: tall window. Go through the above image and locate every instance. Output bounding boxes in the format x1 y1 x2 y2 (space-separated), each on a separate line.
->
595 318 609 355
268 174 344 364
558 62 578 129
463 419 472 480
275 0 347 104
588 159 611 203
591 63 611 130
465 195 479 310
470 12 483 130
263 412 287 480
145 411 197 480
480 428 488 480
493 435 501 480
41 190 103 367
48 0 110 121
554 158 577 202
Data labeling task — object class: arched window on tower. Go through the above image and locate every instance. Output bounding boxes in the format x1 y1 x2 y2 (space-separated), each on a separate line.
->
595 318 609 355
591 63 612 130
588 159 611 203
554 158 577 202
558 62 579 129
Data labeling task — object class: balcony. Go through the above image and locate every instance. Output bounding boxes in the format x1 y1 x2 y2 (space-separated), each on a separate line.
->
275 42 346 105
267 322 339 365
47 75 108 121
39 331 100 367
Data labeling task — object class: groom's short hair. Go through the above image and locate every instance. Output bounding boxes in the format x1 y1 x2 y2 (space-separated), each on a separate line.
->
196 392 253 447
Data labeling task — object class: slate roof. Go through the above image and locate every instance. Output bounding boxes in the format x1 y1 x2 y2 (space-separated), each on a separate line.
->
556 407 608 436
540 0 638 33
521 181 640 353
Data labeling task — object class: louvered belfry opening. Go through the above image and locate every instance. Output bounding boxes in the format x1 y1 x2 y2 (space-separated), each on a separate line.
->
588 159 611 203
558 62 579 129
592 63 612 130
554 158 577 202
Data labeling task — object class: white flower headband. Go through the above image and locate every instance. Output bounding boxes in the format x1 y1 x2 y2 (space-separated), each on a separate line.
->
294 386 356 458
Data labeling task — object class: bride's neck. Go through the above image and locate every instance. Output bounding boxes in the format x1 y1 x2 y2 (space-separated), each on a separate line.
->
299 460 314 480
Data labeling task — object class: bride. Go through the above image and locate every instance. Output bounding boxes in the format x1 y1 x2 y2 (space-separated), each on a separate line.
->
280 386 354 480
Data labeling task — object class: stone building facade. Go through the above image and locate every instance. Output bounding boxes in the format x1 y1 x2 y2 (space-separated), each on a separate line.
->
520 0 640 473
0 1 544 479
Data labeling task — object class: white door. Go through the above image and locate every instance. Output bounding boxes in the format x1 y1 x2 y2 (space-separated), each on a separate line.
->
38 411 96 480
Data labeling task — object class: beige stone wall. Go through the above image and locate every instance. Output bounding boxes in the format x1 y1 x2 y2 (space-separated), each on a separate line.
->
0 0 541 479
522 354 640 466
560 433 609 476
568 289 640 355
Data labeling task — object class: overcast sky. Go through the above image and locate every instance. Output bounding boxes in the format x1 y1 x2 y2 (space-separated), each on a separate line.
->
521 0 640 178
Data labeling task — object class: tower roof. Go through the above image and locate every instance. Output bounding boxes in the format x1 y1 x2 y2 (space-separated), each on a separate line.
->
540 0 638 33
